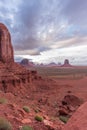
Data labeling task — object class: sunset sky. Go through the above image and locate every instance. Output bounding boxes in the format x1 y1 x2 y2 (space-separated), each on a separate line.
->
0 0 87 65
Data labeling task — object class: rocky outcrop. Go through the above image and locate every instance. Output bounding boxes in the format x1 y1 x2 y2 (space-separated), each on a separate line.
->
62 95 82 107
20 58 34 67
62 102 87 130
0 23 14 63
61 59 72 67
58 95 83 117
21 58 29 65
0 23 39 93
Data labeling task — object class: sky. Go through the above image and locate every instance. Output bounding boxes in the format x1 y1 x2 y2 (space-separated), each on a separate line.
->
0 0 87 65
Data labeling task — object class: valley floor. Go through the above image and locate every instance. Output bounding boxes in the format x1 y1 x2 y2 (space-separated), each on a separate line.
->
0 66 87 130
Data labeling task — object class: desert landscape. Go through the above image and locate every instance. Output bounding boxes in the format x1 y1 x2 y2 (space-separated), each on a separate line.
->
0 0 87 130
0 23 87 130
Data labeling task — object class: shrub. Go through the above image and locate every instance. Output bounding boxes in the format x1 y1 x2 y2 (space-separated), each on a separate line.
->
23 106 30 113
35 115 43 122
0 98 7 104
21 125 33 130
34 109 39 113
59 116 69 123
0 117 12 130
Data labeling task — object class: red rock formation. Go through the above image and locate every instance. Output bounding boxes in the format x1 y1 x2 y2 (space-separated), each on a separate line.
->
20 58 34 67
61 59 72 67
0 23 14 63
62 102 87 130
0 23 39 93
58 95 83 117
21 58 29 65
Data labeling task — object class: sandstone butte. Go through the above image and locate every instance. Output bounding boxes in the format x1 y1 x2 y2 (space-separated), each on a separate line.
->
61 59 72 67
0 23 39 93
62 101 87 130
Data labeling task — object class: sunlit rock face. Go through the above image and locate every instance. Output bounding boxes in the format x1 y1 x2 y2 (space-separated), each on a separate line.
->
0 23 39 93
0 23 14 63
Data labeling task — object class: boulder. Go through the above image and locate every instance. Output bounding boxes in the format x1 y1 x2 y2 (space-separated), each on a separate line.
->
62 102 87 130
62 95 82 107
58 95 83 117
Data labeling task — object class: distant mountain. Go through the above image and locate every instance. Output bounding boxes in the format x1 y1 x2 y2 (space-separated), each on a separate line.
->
61 59 72 67
20 58 34 67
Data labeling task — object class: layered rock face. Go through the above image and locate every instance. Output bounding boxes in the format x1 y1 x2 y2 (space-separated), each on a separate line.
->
0 23 38 93
0 23 14 63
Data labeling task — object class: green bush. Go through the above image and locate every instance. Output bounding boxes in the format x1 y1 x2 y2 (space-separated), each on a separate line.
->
23 106 30 113
35 115 43 122
34 109 39 113
0 98 7 104
0 117 12 130
59 116 69 123
21 125 33 130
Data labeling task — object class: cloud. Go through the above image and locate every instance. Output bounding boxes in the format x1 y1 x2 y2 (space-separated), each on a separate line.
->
0 0 87 60
50 36 87 49
28 45 87 65
62 0 87 25
12 0 62 52
15 48 40 55
11 0 56 53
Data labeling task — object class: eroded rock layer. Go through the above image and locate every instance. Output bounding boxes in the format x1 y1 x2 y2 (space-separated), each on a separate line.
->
0 23 39 93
